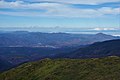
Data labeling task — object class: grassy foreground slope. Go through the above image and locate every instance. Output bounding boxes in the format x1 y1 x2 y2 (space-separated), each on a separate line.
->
0 56 120 80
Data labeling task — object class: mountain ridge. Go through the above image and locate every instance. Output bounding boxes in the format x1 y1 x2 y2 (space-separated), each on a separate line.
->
0 31 119 47
0 56 120 80
54 39 120 59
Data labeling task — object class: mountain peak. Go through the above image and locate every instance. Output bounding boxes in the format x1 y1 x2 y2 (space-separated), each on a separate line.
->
96 33 106 36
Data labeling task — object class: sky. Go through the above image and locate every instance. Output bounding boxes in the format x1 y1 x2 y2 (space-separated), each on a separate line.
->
0 0 120 29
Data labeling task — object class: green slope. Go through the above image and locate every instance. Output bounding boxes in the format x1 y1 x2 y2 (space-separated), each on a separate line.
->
0 56 120 80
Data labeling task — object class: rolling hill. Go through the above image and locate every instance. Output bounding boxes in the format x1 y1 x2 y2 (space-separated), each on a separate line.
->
0 56 120 80
56 39 120 59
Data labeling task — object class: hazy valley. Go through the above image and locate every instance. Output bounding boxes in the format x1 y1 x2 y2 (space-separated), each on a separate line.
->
0 31 120 77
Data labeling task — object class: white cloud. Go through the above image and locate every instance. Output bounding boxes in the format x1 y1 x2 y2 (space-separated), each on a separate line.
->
23 0 120 5
0 0 64 9
98 7 120 15
0 0 120 17
113 35 120 36
92 28 118 31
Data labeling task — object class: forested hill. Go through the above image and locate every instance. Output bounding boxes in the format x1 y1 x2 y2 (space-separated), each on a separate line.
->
0 56 120 80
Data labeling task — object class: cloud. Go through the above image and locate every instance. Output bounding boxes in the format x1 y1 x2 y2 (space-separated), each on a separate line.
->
98 7 120 15
0 0 64 9
113 35 120 36
92 28 118 31
21 0 120 5
0 0 120 17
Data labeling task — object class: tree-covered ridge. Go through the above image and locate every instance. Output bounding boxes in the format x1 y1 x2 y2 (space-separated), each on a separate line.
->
0 56 120 80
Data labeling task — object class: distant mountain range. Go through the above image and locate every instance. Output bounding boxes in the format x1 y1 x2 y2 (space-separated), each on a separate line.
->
0 31 119 47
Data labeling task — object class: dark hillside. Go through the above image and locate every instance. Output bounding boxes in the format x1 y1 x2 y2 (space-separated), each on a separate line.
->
66 39 120 58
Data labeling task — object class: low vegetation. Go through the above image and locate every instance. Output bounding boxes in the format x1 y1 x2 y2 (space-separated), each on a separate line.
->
0 56 120 80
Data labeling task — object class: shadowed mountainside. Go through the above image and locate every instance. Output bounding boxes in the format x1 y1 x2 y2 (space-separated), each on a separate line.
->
55 39 120 59
0 57 13 72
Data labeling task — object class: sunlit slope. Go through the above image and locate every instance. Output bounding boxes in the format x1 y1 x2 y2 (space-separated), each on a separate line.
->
0 56 120 80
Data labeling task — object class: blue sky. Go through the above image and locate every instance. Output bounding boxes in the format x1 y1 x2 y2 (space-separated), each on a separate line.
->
0 0 120 30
